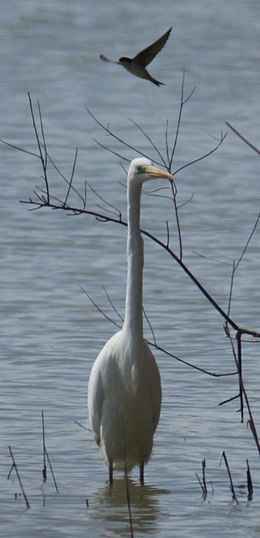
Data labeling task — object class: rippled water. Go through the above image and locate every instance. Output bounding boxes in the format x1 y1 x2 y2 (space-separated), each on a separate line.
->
1 0 260 536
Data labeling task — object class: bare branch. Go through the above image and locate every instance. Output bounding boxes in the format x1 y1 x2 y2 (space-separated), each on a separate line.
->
82 286 237 378
102 285 124 324
237 330 244 422
28 93 49 204
226 211 260 324
235 211 260 270
170 179 183 259
2 85 259 453
173 131 227 175
80 286 122 330
86 106 153 163
196 459 207 500
225 122 260 155
20 184 260 342
168 69 196 169
246 459 253 501
63 148 79 208
221 451 238 504
92 137 130 163
41 411 59 493
143 306 157 347
85 181 122 220
165 220 170 249
37 98 48 170
0 138 39 159
128 117 167 167
8 446 30 509
44 149 86 207
224 324 260 455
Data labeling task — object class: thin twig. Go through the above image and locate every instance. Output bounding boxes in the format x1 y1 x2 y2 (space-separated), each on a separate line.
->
84 288 237 378
238 346 260 454
221 451 238 504
63 148 79 207
222 324 260 455
196 459 207 500
93 138 130 163
20 190 260 342
102 285 124 323
225 122 260 155
168 69 196 169
6 92 260 457
165 220 170 249
8 446 30 509
223 212 260 438
227 212 260 320
248 417 260 455
42 410 47 482
143 306 157 346
44 447 59 494
237 331 244 423
86 181 122 220
129 117 167 167
74 420 91 432
235 212 260 268
125 473 134 538
201 458 207 496
37 98 48 171
86 106 155 164
165 118 170 165
170 180 183 259
80 286 122 330
226 261 236 320
46 150 86 207
28 93 49 204
41 411 59 493
0 138 39 159
246 459 253 501
219 393 240 406
123 451 134 538
173 131 227 175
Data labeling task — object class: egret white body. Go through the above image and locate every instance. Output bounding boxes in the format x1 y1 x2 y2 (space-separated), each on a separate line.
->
88 158 173 484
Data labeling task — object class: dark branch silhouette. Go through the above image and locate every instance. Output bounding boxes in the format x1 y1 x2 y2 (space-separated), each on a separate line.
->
225 122 260 155
1 84 260 456
8 446 30 509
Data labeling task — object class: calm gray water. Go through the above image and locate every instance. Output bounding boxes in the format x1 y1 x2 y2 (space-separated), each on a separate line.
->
1 1 260 536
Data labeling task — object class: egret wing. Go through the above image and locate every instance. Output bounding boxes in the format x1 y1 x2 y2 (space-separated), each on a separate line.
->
133 27 172 67
88 363 104 445
88 332 121 446
143 342 162 431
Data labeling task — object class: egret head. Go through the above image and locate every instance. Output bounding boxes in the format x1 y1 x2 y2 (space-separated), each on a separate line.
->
128 157 173 186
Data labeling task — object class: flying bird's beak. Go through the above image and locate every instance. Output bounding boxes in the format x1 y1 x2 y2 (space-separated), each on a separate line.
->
145 164 174 181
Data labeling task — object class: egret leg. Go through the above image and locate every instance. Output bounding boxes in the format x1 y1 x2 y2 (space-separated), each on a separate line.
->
139 463 144 486
109 463 113 486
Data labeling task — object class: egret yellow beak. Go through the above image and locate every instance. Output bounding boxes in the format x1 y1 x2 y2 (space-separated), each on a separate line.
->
144 164 173 181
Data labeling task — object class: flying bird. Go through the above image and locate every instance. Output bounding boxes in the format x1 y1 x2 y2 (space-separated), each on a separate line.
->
100 27 172 86
88 158 174 485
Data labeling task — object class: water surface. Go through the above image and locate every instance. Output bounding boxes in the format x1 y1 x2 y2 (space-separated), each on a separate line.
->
1 1 260 536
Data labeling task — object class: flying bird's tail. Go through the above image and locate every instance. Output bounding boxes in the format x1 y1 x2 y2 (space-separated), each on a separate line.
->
151 78 164 87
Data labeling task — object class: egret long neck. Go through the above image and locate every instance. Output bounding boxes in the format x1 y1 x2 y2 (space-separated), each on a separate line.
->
123 182 144 341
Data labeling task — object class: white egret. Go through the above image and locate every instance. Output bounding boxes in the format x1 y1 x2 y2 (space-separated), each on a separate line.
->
88 158 173 484
100 27 172 86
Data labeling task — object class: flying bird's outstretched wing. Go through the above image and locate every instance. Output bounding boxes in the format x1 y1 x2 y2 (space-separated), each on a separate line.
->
133 27 172 67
